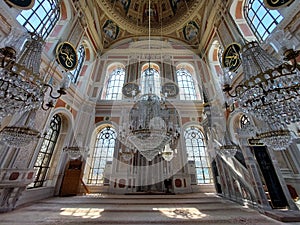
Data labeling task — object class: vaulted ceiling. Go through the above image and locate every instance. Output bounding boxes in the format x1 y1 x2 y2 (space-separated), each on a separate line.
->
83 0 215 52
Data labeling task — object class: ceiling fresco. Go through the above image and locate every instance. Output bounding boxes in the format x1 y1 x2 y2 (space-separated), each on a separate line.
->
88 0 207 50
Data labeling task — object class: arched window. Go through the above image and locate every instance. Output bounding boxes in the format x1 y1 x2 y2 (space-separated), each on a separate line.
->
140 63 161 97
16 0 60 39
244 0 283 41
185 126 212 184
28 114 61 188
70 45 85 83
240 114 250 128
176 65 197 100
105 65 125 100
87 126 116 185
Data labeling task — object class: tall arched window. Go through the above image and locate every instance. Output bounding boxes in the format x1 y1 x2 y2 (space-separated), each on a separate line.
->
87 126 116 185
176 65 197 100
185 126 212 184
28 114 61 188
105 64 125 100
244 0 283 41
16 0 60 39
70 45 85 83
140 63 161 97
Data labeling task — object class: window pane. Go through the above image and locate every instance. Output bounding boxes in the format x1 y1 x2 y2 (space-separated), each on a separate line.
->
87 127 116 185
184 127 212 184
16 0 60 39
70 45 86 84
176 67 197 100
105 66 126 100
28 114 61 188
244 0 284 41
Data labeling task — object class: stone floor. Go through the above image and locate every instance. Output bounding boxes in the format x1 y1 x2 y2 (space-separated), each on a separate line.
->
2 193 300 225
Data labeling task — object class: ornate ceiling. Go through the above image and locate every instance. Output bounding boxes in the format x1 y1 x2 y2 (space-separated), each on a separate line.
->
98 0 202 33
85 0 210 51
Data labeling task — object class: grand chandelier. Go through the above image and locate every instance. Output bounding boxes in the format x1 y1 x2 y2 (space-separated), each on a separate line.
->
223 38 300 150
122 93 180 161
118 0 180 161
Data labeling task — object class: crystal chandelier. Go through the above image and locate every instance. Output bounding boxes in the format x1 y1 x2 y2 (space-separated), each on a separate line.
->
161 143 176 161
0 110 40 147
0 2 68 119
120 93 180 161
63 146 84 160
257 129 293 151
63 132 88 159
0 32 68 119
222 37 300 150
0 126 40 147
118 0 180 161
218 126 239 158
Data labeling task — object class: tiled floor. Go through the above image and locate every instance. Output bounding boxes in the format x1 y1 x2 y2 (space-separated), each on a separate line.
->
1 193 300 225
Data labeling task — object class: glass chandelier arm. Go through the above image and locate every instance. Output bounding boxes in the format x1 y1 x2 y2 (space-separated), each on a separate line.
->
223 84 246 97
282 48 300 63
44 83 67 99
225 101 235 113
41 100 54 111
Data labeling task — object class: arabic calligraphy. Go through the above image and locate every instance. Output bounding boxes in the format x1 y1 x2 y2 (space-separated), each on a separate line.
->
56 42 78 71
222 43 241 71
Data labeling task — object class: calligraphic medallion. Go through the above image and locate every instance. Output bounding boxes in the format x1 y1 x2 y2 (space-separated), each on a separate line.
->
5 0 35 9
122 83 140 98
56 42 78 71
222 43 242 72
263 0 294 9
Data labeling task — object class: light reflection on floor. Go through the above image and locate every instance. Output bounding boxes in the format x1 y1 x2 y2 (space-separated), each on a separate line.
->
60 208 104 219
153 207 207 219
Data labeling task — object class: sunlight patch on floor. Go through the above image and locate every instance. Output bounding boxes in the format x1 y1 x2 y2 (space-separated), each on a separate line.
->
60 208 104 219
153 207 207 219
